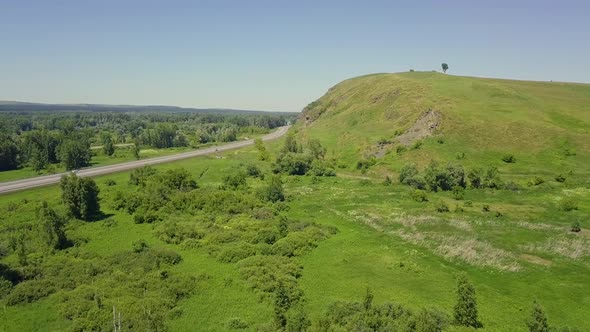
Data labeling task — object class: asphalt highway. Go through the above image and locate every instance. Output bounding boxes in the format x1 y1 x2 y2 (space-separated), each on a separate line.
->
0 125 290 195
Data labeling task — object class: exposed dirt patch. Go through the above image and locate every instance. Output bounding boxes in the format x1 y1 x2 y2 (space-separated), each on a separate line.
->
520 254 552 266
396 109 442 146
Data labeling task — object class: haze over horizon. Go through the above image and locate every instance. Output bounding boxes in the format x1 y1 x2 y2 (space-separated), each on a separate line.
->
1 0 589 112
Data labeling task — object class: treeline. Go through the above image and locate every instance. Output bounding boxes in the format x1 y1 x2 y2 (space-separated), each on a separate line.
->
0 111 293 172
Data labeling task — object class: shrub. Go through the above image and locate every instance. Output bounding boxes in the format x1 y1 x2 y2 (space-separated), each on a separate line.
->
132 239 149 253
454 204 464 213
129 166 157 186
558 198 578 212
412 140 423 150
382 176 392 186
258 176 285 203
424 161 466 192
396 145 407 154
454 274 481 328
104 179 116 186
504 181 521 191
309 159 336 177
529 176 545 186
226 317 249 330
455 152 466 160
495 211 503 218
245 164 264 178
464 200 473 207
555 174 566 183
5 279 55 305
482 204 490 212
502 154 516 163
222 171 248 190
436 202 450 213
274 153 313 175
452 186 465 200
355 157 376 171
436 137 445 144
412 189 428 202
571 220 581 233
399 163 419 184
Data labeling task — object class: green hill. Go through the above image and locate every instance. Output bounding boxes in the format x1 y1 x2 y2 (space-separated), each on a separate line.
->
296 72 590 179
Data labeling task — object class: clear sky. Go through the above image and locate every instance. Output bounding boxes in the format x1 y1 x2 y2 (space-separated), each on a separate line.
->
1 0 589 112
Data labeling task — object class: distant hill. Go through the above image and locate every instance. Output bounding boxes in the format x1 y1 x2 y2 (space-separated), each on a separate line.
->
0 101 293 115
296 72 590 176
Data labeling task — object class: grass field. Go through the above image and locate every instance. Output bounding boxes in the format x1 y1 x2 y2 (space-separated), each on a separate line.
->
1 73 589 331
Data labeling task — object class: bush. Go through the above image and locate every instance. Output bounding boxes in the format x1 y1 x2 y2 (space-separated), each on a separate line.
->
468 167 502 189
5 279 55 305
355 157 376 171
454 204 464 213
222 171 248 190
399 163 419 184
412 140 423 150
424 161 465 192
464 200 473 207
132 239 149 253
436 137 445 144
396 145 407 154
412 189 428 202
455 152 466 160
226 317 249 329
502 154 516 163
104 179 116 186
571 221 581 233
482 204 490 212
555 174 566 183
382 176 392 186
436 202 450 213
258 176 285 203
529 176 545 186
245 164 264 178
452 186 465 200
558 198 578 212
495 211 503 218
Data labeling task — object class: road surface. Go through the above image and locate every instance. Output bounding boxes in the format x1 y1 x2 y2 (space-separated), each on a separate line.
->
0 125 290 195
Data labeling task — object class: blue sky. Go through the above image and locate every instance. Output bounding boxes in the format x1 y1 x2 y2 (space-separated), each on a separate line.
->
1 0 588 111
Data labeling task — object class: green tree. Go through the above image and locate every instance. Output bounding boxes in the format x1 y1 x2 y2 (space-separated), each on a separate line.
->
102 133 115 156
526 301 549 332
274 281 293 329
286 305 311 332
307 139 326 160
254 138 270 161
283 132 300 154
58 139 91 170
37 201 69 250
132 141 141 160
453 274 481 328
258 175 285 202
0 134 19 171
442 63 449 73
60 173 100 220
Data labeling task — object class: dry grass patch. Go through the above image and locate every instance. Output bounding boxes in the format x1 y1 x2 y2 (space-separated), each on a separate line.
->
520 254 552 266
522 236 590 260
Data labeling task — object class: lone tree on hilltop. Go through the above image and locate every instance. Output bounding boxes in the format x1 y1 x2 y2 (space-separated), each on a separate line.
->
442 63 449 73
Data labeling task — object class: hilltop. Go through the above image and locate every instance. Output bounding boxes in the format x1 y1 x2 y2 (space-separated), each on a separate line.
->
296 72 590 178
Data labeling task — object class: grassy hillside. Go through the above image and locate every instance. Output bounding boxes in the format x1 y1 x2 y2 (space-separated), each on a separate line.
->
297 72 590 179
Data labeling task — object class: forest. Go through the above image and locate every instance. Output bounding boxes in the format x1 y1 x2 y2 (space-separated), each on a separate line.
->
0 111 292 173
